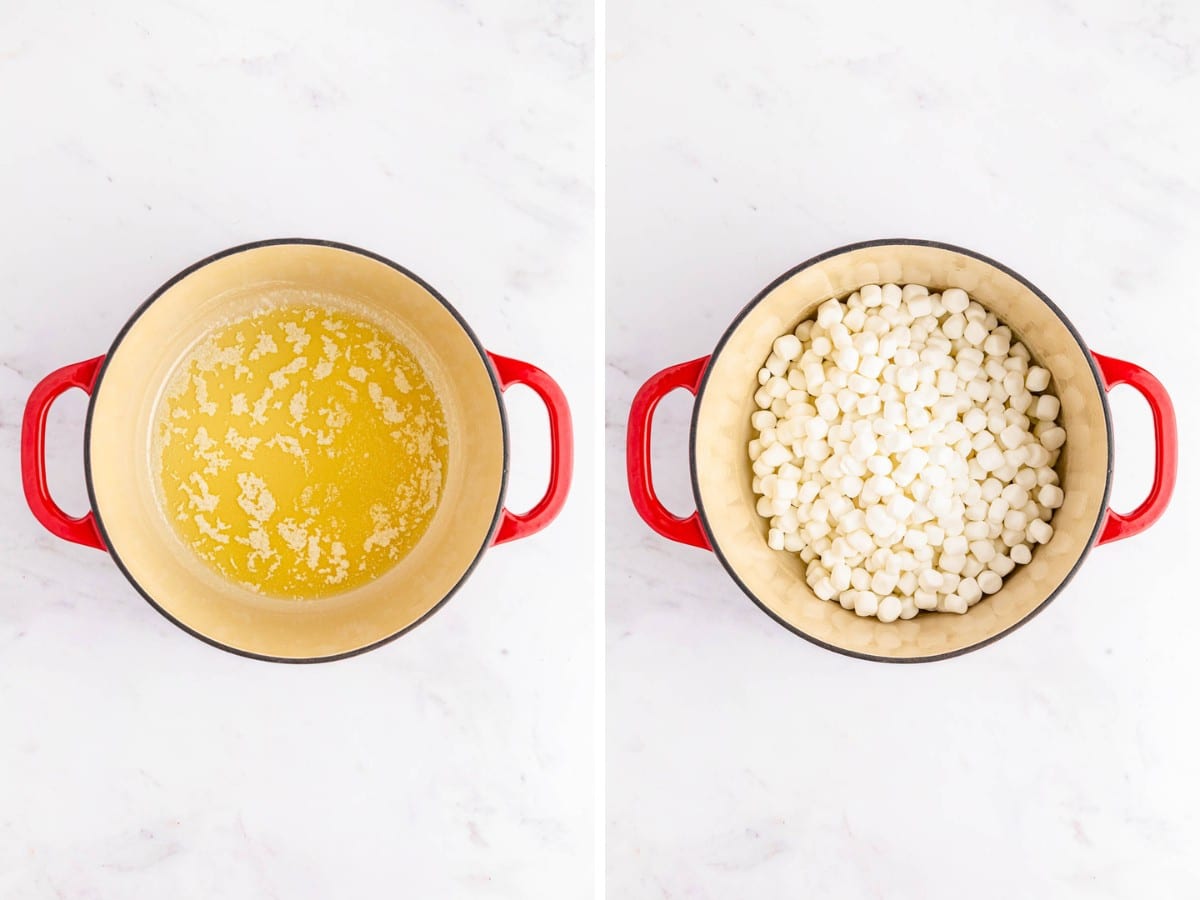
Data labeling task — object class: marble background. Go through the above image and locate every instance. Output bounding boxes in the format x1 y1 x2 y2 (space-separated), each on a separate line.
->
607 1 1199 897
0 1 593 897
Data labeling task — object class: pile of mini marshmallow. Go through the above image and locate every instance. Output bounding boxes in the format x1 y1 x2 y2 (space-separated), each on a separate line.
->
749 284 1065 622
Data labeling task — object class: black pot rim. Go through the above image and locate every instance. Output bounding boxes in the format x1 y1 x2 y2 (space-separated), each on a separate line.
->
688 238 1115 663
82 237 510 664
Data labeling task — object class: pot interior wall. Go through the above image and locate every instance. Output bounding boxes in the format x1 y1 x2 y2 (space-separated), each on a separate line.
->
693 243 1109 660
88 243 505 659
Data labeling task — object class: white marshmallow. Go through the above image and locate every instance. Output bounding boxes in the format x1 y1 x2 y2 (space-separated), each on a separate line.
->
940 593 968 614
1041 426 1066 451
914 590 938 611
963 320 988 346
978 571 1003 595
1028 519 1054 544
1035 394 1060 421
1038 484 1064 509
958 577 983 606
906 293 933 318
968 540 996 563
917 568 943 592
942 288 969 313
1026 366 1051 392
750 284 1064 622
853 590 880 617
988 554 1015 577
773 334 802 361
877 595 902 623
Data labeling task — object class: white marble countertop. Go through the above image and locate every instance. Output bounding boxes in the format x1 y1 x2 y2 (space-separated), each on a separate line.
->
607 1 1199 897
0 1 593 897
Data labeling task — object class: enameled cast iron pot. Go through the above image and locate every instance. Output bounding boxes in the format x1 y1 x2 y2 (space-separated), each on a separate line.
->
628 239 1177 662
21 239 573 662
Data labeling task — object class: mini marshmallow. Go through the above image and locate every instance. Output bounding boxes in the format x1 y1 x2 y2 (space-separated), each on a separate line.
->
939 594 968 614
817 298 844 328
877 595 902 623
963 319 988 345
1028 519 1054 544
897 366 919 392
751 284 1064 622
963 407 987 434
1041 427 1066 451
943 534 968 557
969 540 996 563
886 494 915 521
1034 394 1060 421
831 563 852 592
773 334 802 361
998 424 1025 450
977 446 1004 472
1025 444 1051 467
871 570 899 595
958 577 983 606
906 293 933 318
859 354 886 379
761 443 792 468
978 571 1003 595
1000 528 1024 548
988 554 1016 577
917 568 943 592
983 331 1011 358
940 554 967 575
914 589 938 610
1036 484 1063 509
1026 366 1051 392
833 347 860 373
964 521 990 541
1000 484 1029 509
853 590 880 617
942 288 969 314
942 314 966 340
1003 510 1028 533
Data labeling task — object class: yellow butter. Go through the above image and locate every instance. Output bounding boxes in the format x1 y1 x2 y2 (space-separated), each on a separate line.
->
153 304 448 599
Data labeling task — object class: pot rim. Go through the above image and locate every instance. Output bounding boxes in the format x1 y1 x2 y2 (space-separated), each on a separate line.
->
688 238 1115 663
82 237 511 664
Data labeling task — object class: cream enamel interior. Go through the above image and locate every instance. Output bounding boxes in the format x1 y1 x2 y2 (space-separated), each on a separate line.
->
694 243 1110 660
88 243 505 660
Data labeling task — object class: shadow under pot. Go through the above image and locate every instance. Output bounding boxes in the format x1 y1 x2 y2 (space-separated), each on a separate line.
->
22 239 573 662
628 239 1176 662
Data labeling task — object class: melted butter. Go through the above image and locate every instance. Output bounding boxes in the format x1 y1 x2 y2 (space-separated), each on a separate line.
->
153 304 448 599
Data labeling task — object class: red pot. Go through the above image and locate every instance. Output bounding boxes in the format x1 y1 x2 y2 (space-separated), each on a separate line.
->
22 239 573 662
628 240 1176 661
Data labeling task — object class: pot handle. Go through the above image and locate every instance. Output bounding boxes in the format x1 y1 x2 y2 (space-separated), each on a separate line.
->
21 356 107 550
626 357 712 549
488 352 573 545
1093 352 1177 546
